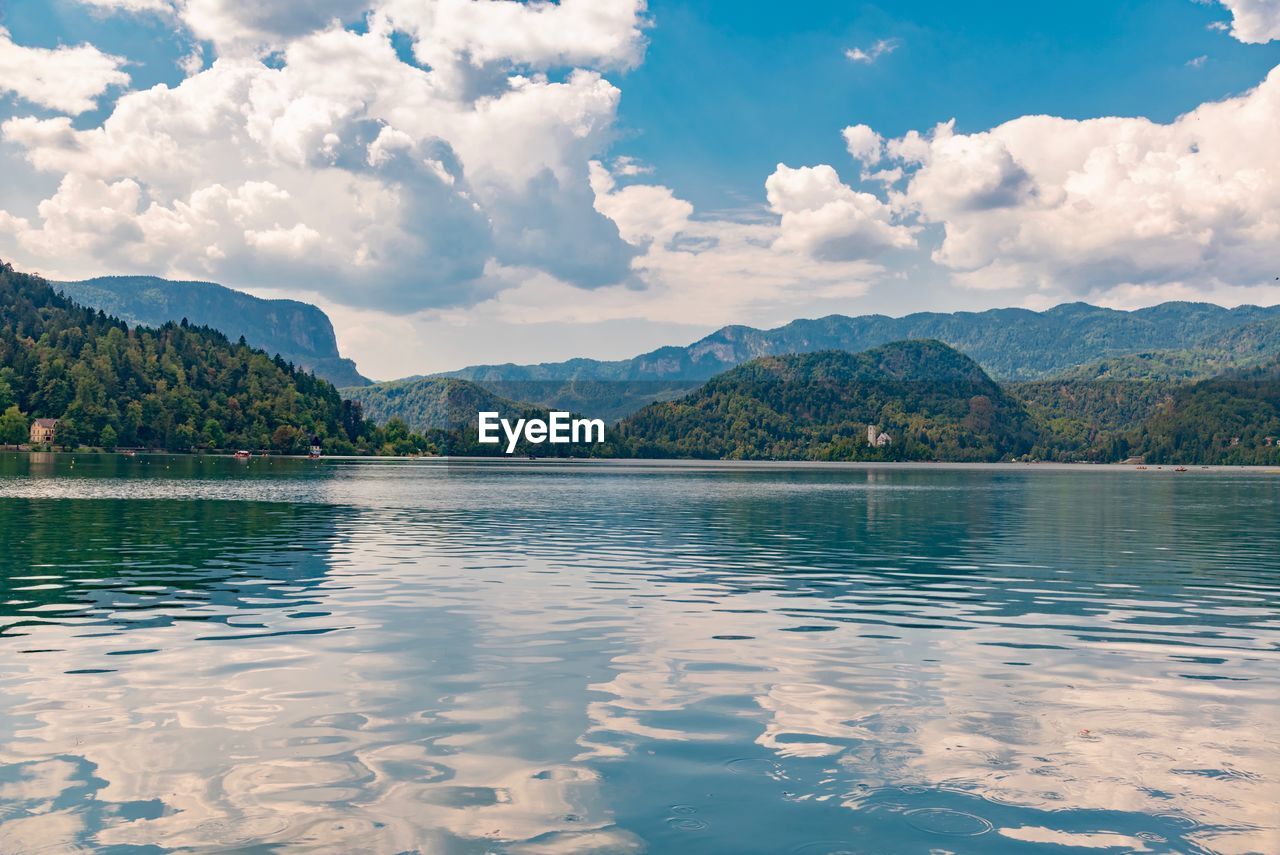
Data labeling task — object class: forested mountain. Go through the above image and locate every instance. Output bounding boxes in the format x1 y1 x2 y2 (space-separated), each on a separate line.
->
0 261 422 454
11 254 1279 465
1003 316 1280 461
437 302 1280 420
606 344 1280 465
1010 380 1171 462
340 376 530 432
1132 359 1280 465
57 275 370 387
611 341 1040 461
415 378 703 424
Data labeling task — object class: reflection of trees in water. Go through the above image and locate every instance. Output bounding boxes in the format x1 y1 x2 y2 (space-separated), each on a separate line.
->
0 499 344 636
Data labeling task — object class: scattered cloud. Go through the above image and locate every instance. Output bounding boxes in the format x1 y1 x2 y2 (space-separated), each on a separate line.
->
77 0 651 61
1211 0 1280 43
842 124 884 165
844 38 899 64
610 155 654 177
0 27 130 115
851 65 1280 298
1187 54 1208 68
178 46 204 76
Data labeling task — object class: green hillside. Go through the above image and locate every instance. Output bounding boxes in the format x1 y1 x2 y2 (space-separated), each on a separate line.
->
0 260 421 455
339 376 531 432
1011 379 1171 462
1132 360 1280 465
613 341 1039 461
57 275 370 387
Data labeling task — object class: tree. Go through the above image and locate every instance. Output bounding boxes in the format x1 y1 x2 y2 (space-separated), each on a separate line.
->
99 424 118 449
202 417 226 449
0 371 14 410
272 424 302 453
174 422 197 451
56 417 82 450
0 405 27 446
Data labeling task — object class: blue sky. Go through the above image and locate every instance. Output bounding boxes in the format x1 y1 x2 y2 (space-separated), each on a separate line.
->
618 0 1279 210
1 0 1279 377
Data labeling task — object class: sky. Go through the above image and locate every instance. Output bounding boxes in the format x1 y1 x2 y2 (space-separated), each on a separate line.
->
1 0 1279 379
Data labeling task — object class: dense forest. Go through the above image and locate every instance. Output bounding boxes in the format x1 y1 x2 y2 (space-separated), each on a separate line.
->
353 377 704 425
609 342 1040 461
57 274 370 387
1009 379 1171 462
1132 360 1280 465
600 343 1280 465
0 261 428 455
340 376 528 432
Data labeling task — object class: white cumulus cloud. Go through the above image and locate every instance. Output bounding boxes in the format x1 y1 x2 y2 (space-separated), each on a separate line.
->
77 0 649 63
381 0 649 72
0 27 130 115
1213 0 1280 43
765 164 915 261
863 65 1280 296
0 14 639 311
75 0 371 54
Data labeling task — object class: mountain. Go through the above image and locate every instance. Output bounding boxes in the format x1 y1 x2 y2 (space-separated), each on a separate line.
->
56 275 371 387
612 341 1040 461
1011 379 1173 462
1132 359 1280 465
339 377 531 432
438 302 1280 420
419 378 704 424
1001 315 1280 461
0 261 381 452
338 376 610 457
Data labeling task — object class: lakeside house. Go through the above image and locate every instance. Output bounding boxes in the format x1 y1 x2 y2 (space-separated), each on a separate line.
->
866 424 892 448
29 418 58 445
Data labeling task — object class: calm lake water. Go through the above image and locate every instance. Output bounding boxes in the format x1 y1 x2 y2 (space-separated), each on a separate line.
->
1 454 1277 854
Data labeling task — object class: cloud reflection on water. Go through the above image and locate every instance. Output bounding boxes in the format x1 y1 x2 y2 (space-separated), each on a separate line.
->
0 457 1277 853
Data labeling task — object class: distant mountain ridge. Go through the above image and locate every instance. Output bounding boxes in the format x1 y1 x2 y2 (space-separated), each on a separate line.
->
430 301 1280 422
57 275 371 388
445 301 1280 383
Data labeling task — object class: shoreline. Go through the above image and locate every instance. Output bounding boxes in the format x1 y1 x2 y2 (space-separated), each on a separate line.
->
5 448 1278 473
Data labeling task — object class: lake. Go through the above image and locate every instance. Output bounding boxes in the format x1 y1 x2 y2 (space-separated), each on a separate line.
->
0 454 1277 853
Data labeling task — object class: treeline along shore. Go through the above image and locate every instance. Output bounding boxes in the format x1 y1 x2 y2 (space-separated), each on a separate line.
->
4 259 1278 464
